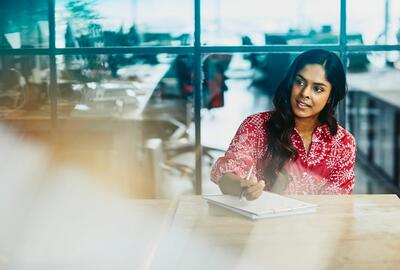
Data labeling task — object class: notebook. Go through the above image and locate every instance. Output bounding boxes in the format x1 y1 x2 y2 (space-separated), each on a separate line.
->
203 191 317 219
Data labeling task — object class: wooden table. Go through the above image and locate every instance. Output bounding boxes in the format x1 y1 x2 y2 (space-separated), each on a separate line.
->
150 195 400 270
2 197 176 270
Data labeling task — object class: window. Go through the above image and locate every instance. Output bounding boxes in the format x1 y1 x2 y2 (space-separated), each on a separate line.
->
0 0 49 48
202 0 340 45
56 0 194 47
1 0 399 195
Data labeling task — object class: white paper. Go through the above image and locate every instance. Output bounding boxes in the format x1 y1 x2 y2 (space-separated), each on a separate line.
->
203 191 317 219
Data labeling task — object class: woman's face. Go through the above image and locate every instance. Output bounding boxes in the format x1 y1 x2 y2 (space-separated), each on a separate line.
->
290 64 332 121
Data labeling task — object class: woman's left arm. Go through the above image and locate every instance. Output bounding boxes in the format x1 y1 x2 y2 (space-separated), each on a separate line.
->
321 135 357 194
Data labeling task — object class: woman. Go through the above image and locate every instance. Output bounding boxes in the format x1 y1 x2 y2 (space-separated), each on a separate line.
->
210 49 356 200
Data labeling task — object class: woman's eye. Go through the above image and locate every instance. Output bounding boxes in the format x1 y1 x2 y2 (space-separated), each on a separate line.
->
295 79 304 86
314 86 324 93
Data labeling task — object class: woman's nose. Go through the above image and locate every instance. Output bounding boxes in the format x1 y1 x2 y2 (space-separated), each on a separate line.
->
300 85 311 98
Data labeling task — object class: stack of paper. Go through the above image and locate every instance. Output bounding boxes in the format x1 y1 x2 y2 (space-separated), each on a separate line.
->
203 191 317 219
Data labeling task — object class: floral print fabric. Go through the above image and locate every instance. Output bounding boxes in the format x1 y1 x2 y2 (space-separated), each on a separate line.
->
211 112 357 195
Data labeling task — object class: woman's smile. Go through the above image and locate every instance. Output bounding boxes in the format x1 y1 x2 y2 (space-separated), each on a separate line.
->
295 99 311 109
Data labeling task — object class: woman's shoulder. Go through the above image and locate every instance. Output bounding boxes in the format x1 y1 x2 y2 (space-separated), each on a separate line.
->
243 111 273 127
333 124 356 147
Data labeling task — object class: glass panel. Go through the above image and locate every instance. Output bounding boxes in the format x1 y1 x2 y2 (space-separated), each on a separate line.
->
56 53 196 198
348 0 400 45
56 0 194 48
347 52 400 194
0 0 49 48
202 53 296 194
202 0 340 45
202 52 395 195
56 53 175 118
0 55 50 136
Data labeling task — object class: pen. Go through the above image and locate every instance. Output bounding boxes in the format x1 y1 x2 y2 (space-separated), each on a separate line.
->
239 164 254 200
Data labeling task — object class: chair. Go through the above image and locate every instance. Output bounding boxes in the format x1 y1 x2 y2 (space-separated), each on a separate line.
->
143 55 230 180
202 54 231 109
141 60 194 176
0 68 28 109
162 54 230 175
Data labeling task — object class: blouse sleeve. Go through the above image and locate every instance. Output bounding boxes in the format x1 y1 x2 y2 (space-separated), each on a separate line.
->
210 115 260 183
320 134 357 194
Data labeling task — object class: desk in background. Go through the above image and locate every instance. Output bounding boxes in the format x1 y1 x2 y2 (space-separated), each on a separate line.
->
0 63 171 198
150 195 400 270
2 63 170 123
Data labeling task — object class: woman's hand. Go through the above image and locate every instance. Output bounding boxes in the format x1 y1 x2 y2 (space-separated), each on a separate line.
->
240 175 265 201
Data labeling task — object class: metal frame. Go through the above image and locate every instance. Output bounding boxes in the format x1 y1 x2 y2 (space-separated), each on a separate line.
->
2 44 400 56
194 0 202 194
0 0 398 194
48 0 57 130
338 0 348 128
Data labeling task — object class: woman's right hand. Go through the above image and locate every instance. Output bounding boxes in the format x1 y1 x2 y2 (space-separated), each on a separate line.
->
240 175 265 201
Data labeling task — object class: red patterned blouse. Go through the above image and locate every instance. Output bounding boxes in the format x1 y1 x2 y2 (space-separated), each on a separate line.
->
211 111 357 195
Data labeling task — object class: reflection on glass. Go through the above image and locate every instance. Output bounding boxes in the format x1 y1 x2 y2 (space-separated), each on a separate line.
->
56 53 197 197
347 52 400 193
201 52 295 113
56 53 177 118
202 0 339 45
0 0 49 48
0 55 49 117
56 0 194 48
348 0 400 45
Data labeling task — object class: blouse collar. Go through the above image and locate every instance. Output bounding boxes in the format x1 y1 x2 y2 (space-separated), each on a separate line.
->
293 123 333 142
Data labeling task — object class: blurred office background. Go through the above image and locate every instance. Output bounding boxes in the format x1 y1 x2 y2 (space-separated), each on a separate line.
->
0 0 399 199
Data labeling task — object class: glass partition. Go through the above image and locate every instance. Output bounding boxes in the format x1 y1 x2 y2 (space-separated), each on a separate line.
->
1 0 399 197
56 0 194 48
0 0 49 48
347 52 400 193
0 55 50 139
348 0 400 45
54 53 195 198
202 0 340 45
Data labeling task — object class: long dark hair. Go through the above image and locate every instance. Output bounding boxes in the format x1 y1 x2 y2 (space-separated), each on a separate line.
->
264 49 347 184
